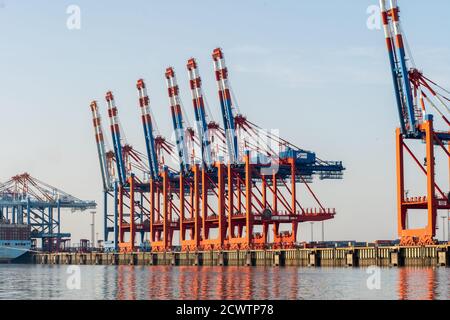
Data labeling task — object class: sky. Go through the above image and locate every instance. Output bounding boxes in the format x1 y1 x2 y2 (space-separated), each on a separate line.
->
0 0 449 243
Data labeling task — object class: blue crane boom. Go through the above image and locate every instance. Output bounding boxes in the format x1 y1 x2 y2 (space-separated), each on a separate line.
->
187 58 213 169
106 91 127 185
137 79 160 180
165 67 190 175
90 101 113 191
380 0 418 137
212 48 239 164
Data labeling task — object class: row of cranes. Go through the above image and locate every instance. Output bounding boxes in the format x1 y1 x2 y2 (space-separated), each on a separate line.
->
90 48 344 252
380 0 450 245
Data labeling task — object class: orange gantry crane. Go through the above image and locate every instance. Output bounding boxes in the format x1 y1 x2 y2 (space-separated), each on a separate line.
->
380 0 450 245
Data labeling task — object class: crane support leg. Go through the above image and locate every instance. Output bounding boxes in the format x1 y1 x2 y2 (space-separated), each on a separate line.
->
396 117 449 245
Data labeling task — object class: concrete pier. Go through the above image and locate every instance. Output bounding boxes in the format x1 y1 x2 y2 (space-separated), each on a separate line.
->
32 245 450 267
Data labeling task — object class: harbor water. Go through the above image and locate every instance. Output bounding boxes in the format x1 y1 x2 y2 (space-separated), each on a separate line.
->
0 265 449 300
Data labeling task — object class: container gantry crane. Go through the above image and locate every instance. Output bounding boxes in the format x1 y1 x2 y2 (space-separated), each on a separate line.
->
136 78 181 252
380 0 450 245
91 48 345 252
0 173 96 251
209 48 344 249
103 91 155 252
91 81 179 252
90 100 117 246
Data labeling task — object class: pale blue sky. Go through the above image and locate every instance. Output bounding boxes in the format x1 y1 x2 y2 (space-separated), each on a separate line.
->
1 0 449 242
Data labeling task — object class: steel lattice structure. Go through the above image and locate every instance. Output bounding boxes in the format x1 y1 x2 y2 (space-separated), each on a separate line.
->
0 173 96 251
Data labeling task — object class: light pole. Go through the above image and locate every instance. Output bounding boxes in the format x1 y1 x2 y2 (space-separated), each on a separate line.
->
405 190 409 228
442 215 447 242
90 211 96 248
321 221 325 242
447 211 449 242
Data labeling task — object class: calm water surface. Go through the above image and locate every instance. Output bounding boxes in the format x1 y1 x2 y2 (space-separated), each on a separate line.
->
0 265 449 300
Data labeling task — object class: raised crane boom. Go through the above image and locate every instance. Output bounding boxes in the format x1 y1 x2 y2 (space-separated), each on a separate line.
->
90 101 113 191
106 91 127 185
380 0 418 136
212 48 239 164
187 58 213 169
165 67 190 175
137 79 160 180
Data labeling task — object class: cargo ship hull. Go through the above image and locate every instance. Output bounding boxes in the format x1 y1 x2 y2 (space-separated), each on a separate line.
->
0 222 31 263
0 240 31 262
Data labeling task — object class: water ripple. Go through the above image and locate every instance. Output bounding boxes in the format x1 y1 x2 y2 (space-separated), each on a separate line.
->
0 265 448 300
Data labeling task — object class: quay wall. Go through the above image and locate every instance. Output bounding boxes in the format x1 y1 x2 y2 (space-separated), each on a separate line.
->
31 245 450 267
